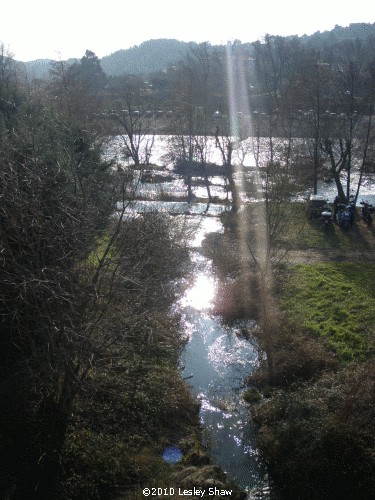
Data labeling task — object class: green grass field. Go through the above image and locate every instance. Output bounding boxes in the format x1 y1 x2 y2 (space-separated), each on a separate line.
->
281 263 375 360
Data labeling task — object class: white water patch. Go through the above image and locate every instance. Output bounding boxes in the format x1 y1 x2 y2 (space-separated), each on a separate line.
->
107 134 257 168
208 334 254 375
117 200 229 216
188 216 224 248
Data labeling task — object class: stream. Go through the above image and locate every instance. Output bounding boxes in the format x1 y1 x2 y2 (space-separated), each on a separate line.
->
173 216 271 499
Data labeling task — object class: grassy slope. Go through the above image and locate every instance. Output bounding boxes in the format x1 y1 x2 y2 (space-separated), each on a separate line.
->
279 204 375 360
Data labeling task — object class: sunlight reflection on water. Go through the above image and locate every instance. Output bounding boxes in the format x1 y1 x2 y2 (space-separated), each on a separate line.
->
188 216 223 247
175 214 271 498
180 273 216 310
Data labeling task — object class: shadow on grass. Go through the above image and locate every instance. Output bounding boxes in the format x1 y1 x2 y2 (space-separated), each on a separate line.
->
296 214 373 250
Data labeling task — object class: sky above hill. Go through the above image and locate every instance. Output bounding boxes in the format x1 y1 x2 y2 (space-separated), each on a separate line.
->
2 0 375 61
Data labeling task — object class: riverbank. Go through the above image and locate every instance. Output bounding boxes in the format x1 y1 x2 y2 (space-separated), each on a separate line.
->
58 320 246 500
202 203 375 498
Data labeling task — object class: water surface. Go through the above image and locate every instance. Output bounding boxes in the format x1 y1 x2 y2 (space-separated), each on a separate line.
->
175 217 271 498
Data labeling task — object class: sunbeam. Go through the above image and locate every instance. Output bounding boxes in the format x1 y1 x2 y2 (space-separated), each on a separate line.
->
225 43 256 310
225 42 278 372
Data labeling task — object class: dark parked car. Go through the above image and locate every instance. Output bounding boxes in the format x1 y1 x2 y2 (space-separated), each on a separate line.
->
306 195 329 218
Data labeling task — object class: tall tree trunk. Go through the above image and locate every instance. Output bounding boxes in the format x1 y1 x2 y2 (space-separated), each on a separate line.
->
333 170 347 201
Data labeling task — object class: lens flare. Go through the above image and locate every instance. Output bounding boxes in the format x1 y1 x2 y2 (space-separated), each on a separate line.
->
162 445 183 463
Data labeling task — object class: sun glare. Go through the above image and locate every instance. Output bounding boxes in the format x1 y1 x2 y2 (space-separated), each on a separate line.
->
181 273 216 310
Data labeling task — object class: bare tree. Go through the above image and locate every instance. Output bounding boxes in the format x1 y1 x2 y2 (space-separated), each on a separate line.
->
166 43 226 203
312 41 375 202
109 76 157 167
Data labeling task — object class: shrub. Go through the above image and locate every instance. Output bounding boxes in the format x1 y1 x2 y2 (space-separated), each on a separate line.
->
252 360 375 498
243 388 261 404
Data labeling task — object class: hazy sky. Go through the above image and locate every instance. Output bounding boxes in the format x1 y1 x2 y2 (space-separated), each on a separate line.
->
2 0 375 61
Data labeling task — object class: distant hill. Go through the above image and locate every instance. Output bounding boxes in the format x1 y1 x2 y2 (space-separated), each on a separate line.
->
18 23 375 80
16 58 53 80
100 39 195 76
16 57 79 80
19 39 194 80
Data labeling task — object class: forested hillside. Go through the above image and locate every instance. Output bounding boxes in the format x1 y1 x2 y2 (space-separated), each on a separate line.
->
100 38 194 75
19 39 193 79
18 22 375 80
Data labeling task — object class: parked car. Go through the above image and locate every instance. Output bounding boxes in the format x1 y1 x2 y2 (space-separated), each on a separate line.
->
306 195 329 218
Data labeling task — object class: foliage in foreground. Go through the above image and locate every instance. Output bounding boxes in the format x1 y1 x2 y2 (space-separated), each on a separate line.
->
58 340 200 499
252 360 375 499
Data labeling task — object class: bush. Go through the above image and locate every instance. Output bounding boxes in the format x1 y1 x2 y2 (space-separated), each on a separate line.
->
252 360 375 498
58 429 135 500
243 388 261 404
